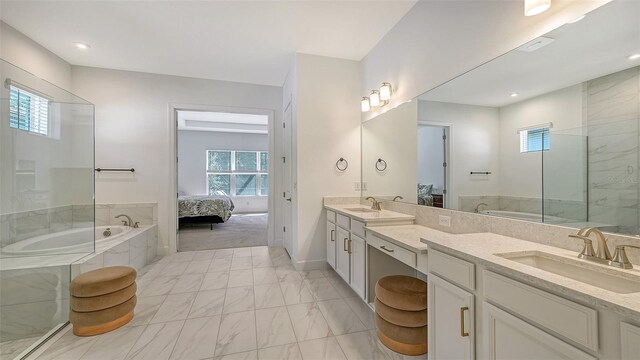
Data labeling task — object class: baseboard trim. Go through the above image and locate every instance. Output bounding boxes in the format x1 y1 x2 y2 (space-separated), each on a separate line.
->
293 258 329 271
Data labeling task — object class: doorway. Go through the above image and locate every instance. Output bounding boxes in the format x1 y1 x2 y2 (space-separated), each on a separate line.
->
417 123 449 208
175 109 273 251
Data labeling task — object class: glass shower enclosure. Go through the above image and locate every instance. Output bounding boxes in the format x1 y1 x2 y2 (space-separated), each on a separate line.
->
0 60 95 359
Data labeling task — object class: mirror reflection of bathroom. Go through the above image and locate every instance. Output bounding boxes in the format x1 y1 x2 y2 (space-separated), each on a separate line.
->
362 0 640 236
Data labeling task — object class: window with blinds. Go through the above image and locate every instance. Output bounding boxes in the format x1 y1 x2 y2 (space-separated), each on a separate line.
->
519 127 550 153
9 85 49 136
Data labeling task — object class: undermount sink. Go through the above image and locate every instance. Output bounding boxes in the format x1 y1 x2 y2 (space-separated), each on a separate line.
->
495 251 640 294
344 207 379 213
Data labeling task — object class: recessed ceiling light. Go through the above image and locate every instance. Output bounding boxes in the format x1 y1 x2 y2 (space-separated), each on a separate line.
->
74 42 91 50
567 15 585 24
629 54 640 60
510 93 519 97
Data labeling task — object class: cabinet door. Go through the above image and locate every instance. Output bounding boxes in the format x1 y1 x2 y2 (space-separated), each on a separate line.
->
349 234 366 300
335 227 350 283
621 322 640 360
483 303 596 360
326 222 336 269
428 274 474 360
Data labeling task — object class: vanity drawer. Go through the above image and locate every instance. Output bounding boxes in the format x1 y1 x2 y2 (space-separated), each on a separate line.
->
336 213 350 229
351 220 366 238
483 270 598 352
367 234 416 268
327 210 336 223
428 249 475 291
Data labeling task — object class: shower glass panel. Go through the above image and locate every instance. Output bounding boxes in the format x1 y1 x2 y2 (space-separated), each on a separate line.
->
0 60 95 359
542 132 589 226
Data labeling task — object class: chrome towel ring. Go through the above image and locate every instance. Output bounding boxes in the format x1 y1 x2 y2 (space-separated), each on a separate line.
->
376 158 387 172
336 157 348 171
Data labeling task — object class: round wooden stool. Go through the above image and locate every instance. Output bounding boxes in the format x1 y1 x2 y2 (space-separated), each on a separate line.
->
69 266 137 336
375 275 427 356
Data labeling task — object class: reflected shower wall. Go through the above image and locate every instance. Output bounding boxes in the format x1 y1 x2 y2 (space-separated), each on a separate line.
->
0 60 94 359
542 132 589 227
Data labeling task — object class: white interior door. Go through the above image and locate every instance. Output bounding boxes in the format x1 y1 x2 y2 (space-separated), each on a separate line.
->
282 102 293 257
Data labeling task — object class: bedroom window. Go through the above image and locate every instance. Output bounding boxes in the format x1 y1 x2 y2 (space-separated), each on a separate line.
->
9 84 50 136
207 150 268 196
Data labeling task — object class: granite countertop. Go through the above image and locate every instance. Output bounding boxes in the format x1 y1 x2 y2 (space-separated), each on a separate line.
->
420 233 640 322
365 224 451 254
324 204 415 223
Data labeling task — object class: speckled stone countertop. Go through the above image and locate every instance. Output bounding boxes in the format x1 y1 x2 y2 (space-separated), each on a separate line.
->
324 204 415 224
365 225 447 254
420 232 640 322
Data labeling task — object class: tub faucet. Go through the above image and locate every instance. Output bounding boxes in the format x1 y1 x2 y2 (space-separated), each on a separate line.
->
474 203 488 213
393 196 404 202
114 214 138 228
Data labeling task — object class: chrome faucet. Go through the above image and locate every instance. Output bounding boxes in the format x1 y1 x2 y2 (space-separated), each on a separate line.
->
474 203 488 213
114 214 138 228
569 227 612 264
393 196 404 202
365 197 381 211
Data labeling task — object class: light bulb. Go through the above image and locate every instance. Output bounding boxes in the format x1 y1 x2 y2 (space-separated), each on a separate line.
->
370 90 380 107
379 82 392 101
361 97 370 112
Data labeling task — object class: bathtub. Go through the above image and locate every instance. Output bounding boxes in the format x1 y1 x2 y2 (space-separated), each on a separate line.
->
1 225 132 257
479 210 568 223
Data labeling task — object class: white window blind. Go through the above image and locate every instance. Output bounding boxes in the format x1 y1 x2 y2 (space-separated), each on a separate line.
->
9 85 49 136
519 124 551 153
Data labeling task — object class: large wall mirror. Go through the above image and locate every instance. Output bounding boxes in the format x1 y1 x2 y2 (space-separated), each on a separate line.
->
362 0 640 236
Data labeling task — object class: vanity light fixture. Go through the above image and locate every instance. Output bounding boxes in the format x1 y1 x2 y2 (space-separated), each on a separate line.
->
379 82 392 101
629 54 640 60
370 90 381 107
361 97 371 112
74 42 91 50
524 0 551 16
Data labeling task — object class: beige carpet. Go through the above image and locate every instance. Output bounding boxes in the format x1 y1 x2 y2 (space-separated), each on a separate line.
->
178 213 268 251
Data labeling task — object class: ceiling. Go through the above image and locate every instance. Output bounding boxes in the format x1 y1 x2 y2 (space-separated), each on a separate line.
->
0 1 416 87
177 110 269 134
420 0 640 108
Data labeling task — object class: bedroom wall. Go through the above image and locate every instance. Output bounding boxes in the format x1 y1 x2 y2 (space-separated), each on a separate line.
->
71 66 283 254
419 100 500 210
177 130 269 213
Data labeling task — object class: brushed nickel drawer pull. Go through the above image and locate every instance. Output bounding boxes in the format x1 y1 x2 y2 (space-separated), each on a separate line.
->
348 239 352 254
330 230 335 242
460 306 469 337
380 245 394 253
344 238 349 252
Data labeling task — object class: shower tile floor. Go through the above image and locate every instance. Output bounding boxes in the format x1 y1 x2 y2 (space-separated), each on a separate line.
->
29 246 425 360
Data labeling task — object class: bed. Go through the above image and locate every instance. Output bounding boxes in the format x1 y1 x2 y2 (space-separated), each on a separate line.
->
417 183 434 206
178 191 235 229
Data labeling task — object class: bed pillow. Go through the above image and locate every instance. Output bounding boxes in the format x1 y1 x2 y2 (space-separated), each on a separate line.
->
417 184 433 197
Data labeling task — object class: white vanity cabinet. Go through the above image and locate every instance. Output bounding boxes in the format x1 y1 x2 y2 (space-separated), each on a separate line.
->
428 273 475 360
621 322 640 360
335 226 351 282
326 221 336 269
350 234 366 299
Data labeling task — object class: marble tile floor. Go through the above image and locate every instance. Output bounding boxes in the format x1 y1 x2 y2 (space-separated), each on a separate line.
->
29 246 425 360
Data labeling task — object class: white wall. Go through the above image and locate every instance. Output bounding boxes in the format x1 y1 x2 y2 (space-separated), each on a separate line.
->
361 0 609 121
71 67 282 254
0 22 72 91
177 130 269 213
498 84 584 199
417 125 444 191
419 100 500 210
362 101 418 202
290 53 362 269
